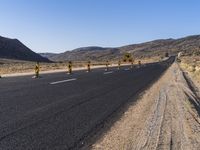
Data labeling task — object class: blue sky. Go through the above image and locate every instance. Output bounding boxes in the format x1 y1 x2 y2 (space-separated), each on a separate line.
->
0 0 200 53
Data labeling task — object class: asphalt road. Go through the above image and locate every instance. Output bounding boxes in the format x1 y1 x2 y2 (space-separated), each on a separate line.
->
0 57 174 150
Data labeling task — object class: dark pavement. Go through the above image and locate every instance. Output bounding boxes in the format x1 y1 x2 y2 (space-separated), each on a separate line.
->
0 57 174 150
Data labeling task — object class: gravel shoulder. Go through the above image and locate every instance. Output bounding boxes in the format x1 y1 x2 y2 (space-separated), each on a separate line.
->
89 63 200 150
1 63 131 77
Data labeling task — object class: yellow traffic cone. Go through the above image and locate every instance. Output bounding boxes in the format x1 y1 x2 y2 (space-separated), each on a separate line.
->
138 61 141 67
118 60 121 70
68 61 72 74
33 62 40 78
87 61 91 72
105 61 109 71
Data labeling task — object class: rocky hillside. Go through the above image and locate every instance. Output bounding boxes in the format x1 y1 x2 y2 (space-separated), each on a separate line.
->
42 35 200 62
0 36 50 62
121 35 200 57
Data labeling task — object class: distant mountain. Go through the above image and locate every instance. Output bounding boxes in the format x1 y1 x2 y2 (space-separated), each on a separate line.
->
119 35 200 57
42 35 200 62
39 53 59 60
0 36 50 62
40 47 117 62
2 35 199 63
46 47 120 62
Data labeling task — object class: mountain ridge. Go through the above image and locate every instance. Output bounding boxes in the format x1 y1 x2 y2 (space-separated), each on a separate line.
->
1 35 199 62
0 36 50 62
41 35 200 62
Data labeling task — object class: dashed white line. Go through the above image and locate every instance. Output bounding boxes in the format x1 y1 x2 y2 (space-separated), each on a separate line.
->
124 68 130 71
104 71 113 75
50 78 77 85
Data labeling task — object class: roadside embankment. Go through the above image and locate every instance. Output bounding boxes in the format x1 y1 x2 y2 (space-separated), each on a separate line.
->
89 62 200 150
180 56 200 87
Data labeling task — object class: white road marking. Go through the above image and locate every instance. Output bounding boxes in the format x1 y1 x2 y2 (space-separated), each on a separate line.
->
124 68 130 71
50 78 77 85
104 71 113 75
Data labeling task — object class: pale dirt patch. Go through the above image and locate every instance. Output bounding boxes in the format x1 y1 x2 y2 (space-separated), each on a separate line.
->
1 63 131 77
0 58 160 77
89 63 200 150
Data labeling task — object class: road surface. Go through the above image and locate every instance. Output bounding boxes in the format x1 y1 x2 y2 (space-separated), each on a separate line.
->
0 58 174 150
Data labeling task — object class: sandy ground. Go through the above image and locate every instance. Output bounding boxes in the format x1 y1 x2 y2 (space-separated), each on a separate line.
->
88 63 200 150
0 57 160 77
1 63 131 77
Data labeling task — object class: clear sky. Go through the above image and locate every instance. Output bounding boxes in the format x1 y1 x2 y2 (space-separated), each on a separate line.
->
0 0 200 53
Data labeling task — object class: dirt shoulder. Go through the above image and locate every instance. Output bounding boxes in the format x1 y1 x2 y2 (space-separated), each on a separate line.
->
179 56 200 88
88 63 200 150
1 63 131 77
0 57 160 77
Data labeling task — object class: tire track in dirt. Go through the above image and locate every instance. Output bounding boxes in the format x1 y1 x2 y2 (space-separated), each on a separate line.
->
134 88 167 150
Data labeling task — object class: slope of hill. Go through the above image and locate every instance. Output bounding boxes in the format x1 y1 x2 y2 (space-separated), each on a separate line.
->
39 53 59 60
50 47 120 62
120 35 200 57
43 35 200 62
0 36 50 62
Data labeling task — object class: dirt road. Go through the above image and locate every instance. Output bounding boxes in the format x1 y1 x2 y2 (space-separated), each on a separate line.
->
90 63 200 150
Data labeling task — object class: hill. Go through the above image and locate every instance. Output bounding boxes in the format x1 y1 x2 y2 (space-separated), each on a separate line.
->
41 47 120 62
0 36 50 62
42 35 200 62
120 35 200 57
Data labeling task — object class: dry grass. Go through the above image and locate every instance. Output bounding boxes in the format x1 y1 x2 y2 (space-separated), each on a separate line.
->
180 56 200 83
